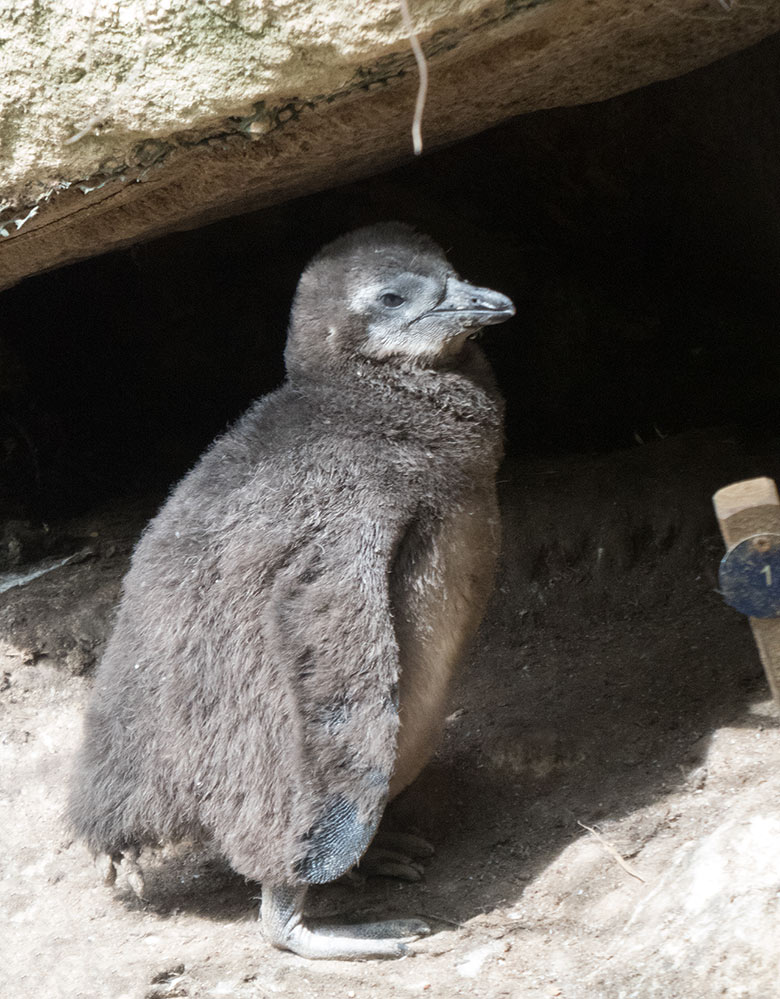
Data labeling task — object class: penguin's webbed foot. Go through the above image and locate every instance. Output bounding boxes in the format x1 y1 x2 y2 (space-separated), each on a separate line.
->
356 830 435 882
261 884 429 960
99 846 146 898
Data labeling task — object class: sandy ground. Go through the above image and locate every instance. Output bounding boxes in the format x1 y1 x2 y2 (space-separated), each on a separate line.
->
2 433 779 999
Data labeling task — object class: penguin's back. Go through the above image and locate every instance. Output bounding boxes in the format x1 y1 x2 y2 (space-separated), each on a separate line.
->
68 383 406 881
68 347 503 884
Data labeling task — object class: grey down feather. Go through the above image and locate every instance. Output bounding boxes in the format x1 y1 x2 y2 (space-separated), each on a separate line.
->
68 223 505 886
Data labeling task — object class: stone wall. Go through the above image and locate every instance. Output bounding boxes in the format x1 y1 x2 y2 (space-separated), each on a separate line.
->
1 0 779 289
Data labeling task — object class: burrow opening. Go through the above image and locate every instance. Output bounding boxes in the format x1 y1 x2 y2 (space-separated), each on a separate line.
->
3 35 780 529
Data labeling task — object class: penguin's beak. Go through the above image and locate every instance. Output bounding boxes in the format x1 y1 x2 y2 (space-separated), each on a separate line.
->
426 276 515 327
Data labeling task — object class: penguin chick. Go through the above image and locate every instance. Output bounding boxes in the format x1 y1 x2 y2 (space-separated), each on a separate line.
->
68 222 514 960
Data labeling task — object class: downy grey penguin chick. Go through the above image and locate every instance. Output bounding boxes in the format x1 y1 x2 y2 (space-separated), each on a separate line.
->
68 223 514 960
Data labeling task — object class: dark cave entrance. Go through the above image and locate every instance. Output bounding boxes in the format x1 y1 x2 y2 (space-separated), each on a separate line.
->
2 32 780 579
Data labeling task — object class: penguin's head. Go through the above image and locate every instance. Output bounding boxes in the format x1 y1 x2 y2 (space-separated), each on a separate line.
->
285 223 514 377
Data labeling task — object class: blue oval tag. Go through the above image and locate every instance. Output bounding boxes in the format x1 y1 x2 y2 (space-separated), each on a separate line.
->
719 533 780 618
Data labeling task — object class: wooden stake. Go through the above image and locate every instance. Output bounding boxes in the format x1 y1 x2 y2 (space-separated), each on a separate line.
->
713 477 780 705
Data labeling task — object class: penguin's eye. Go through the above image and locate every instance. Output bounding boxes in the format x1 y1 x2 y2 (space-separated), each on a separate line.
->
380 292 405 308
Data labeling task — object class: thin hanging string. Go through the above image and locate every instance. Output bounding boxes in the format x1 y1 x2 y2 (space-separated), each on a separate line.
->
398 0 429 155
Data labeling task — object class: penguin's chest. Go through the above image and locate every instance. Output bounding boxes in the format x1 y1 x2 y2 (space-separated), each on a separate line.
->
389 487 500 797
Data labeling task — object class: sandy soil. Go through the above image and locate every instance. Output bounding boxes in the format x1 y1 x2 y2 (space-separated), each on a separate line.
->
2 432 779 999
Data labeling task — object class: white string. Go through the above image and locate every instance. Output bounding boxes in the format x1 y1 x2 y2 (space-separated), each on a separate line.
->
398 0 428 156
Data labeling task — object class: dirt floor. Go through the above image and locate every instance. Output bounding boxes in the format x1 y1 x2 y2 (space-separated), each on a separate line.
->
2 430 779 999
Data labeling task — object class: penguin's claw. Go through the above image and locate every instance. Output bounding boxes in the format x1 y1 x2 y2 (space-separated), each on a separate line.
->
97 853 118 886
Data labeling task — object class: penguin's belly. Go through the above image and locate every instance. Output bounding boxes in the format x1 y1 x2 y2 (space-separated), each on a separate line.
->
389 491 500 798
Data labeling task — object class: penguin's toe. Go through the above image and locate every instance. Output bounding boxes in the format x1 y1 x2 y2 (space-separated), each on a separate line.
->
373 830 435 859
355 829 435 880
356 848 426 882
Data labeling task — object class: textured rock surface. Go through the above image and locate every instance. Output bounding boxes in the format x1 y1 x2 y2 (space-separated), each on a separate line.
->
1 0 780 289
603 812 780 996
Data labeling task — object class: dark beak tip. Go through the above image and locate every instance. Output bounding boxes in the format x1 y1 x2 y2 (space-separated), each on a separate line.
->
483 297 515 325
481 290 515 316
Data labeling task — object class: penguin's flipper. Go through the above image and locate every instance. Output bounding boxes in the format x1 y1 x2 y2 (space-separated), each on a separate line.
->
261 884 430 960
257 523 432 959
260 515 408 884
